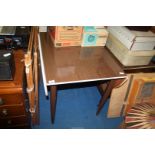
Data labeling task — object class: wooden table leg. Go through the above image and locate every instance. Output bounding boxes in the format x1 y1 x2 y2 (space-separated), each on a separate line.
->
50 85 57 124
96 79 124 115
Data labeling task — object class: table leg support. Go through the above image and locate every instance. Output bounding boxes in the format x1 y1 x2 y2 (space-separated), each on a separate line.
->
96 80 116 115
50 85 57 124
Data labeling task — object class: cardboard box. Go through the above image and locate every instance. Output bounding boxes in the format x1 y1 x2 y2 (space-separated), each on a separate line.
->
81 26 108 47
106 33 155 66
107 26 155 51
48 26 83 47
107 75 131 118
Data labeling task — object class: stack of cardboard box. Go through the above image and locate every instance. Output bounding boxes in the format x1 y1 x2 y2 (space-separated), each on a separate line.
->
48 26 109 47
81 26 108 47
106 26 155 66
48 26 83 47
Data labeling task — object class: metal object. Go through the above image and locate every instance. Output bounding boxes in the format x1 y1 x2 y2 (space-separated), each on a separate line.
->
2 109 8 116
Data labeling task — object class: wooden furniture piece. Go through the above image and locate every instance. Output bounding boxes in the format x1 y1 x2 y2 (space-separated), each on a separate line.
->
24 27 39 125
103 50 155 118
0 50 30 129
38 32 126 123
